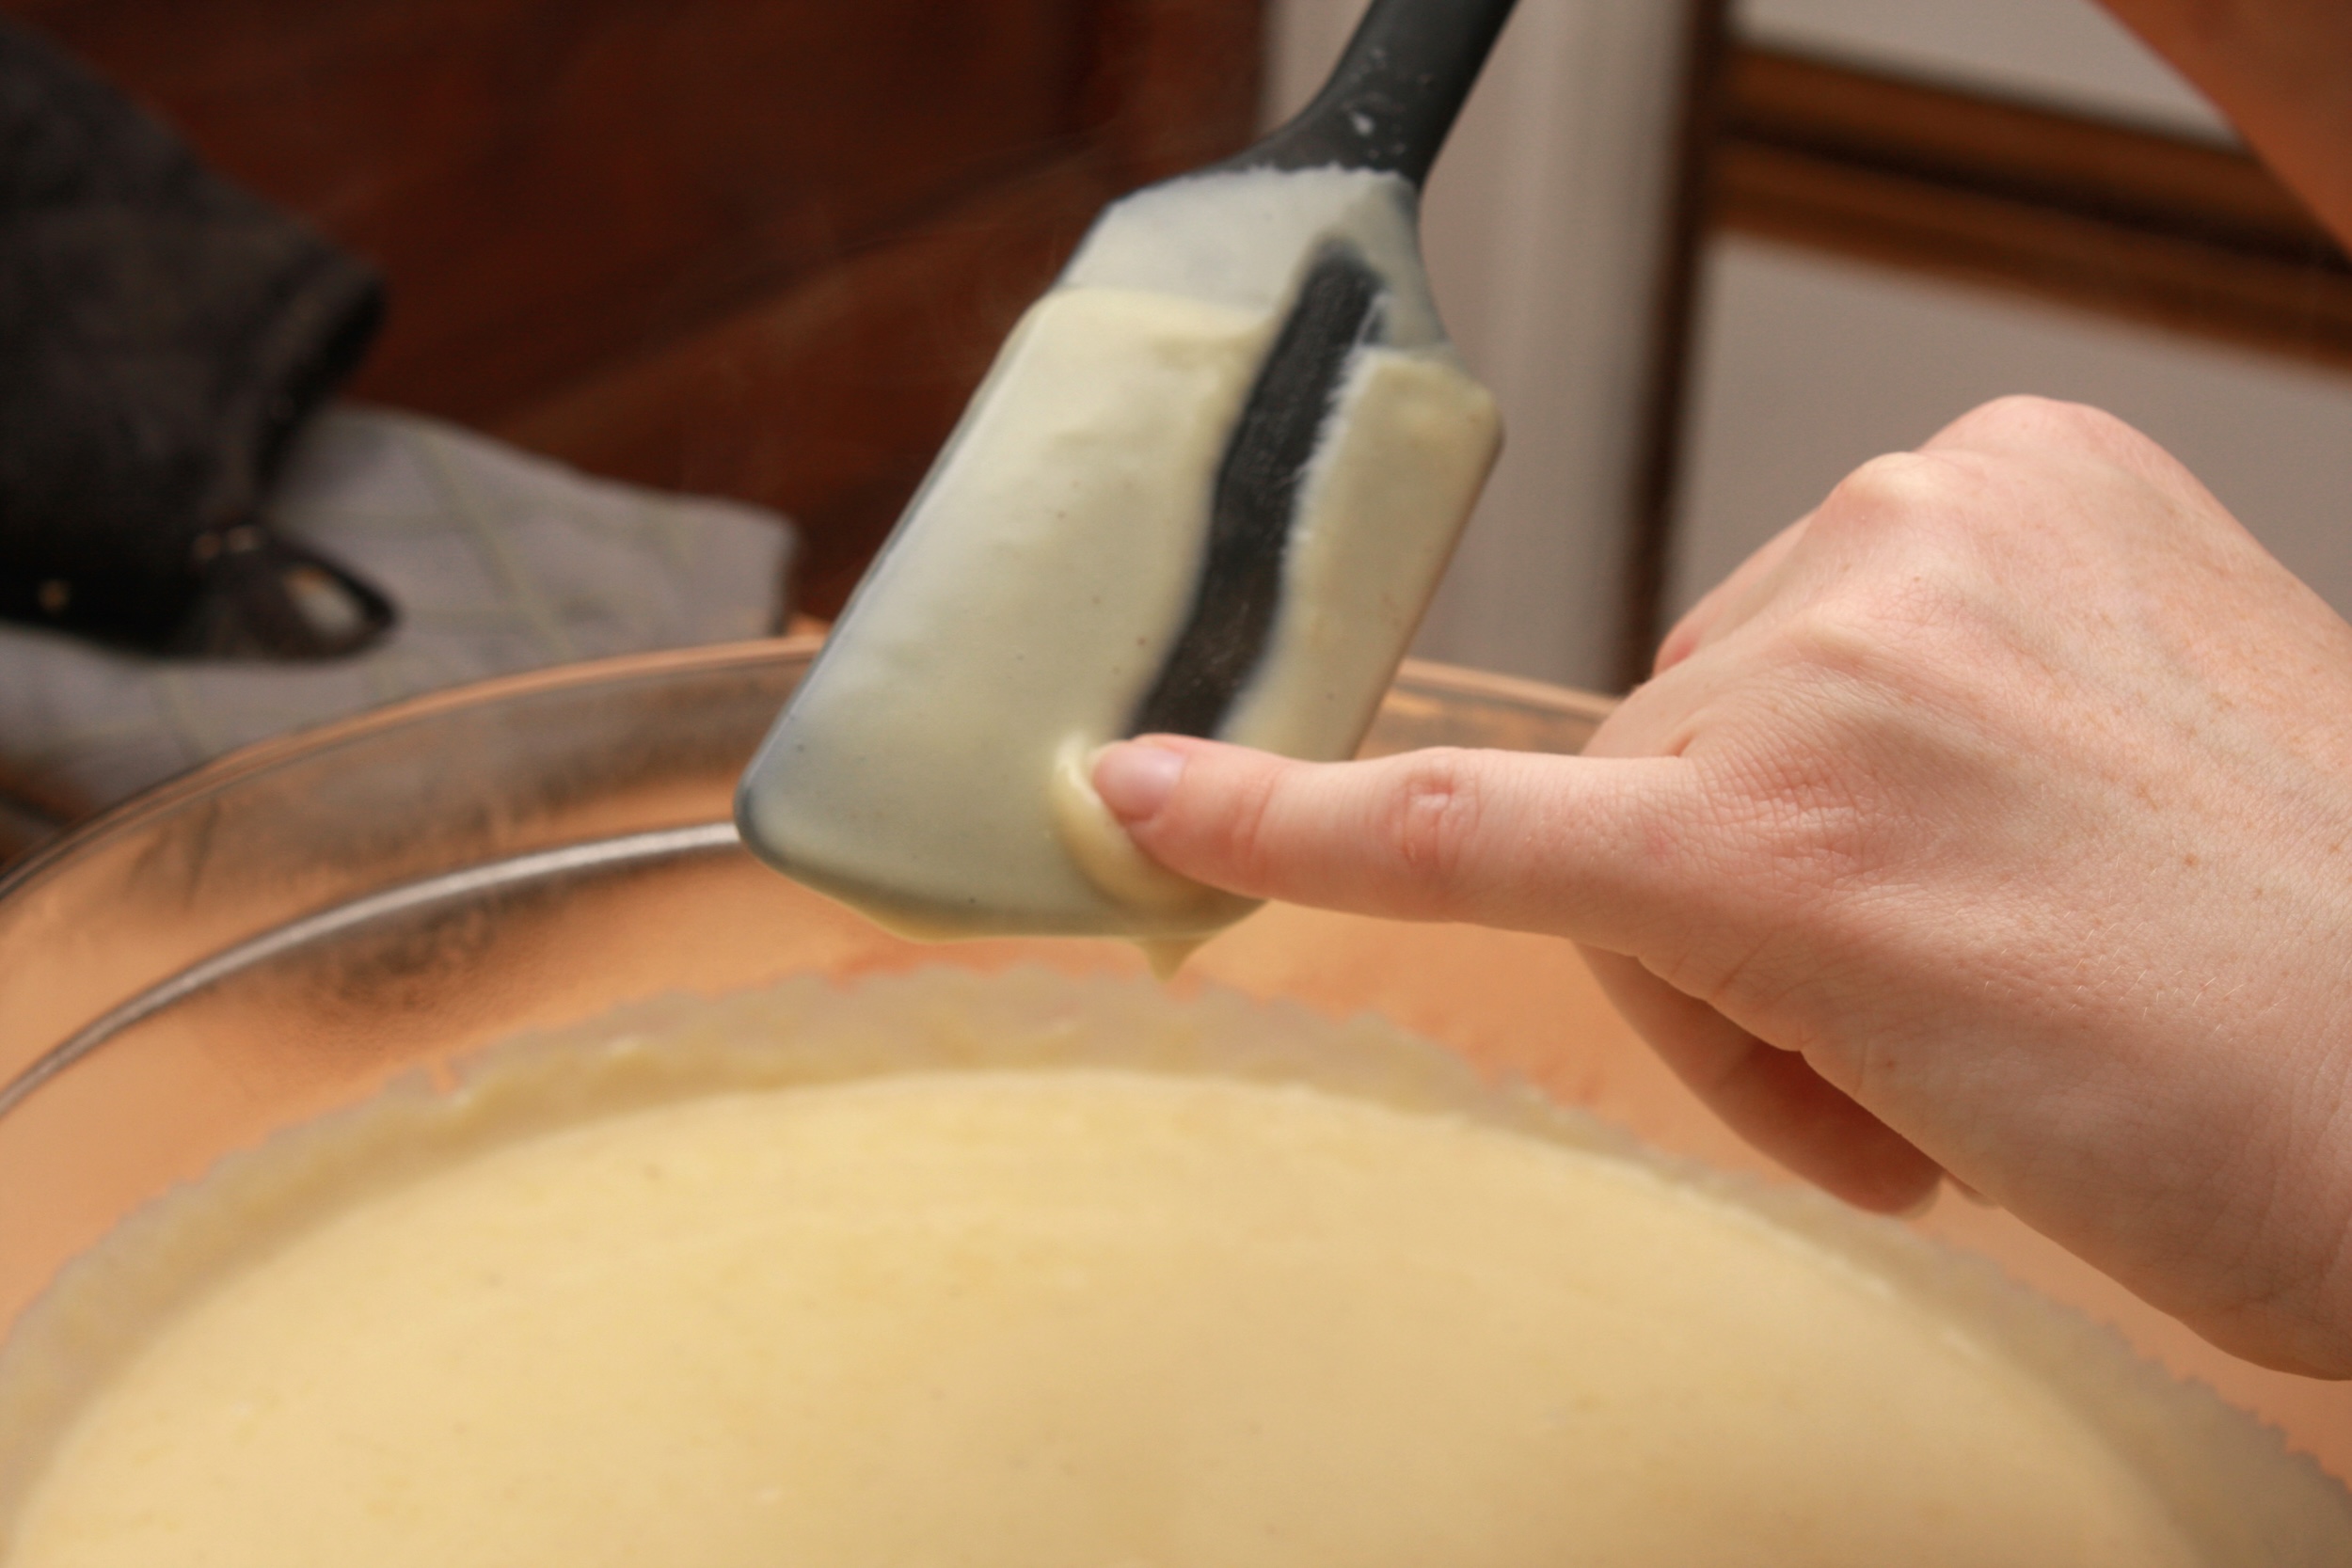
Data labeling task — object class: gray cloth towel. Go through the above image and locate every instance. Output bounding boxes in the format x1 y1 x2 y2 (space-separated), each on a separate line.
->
0 406 794 831
0 14 390 655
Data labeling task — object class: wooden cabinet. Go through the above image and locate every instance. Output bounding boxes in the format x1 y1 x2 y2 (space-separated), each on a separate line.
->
12 0 1263 611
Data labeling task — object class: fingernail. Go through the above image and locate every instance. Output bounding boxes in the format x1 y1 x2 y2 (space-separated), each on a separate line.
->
1093 741 1185 822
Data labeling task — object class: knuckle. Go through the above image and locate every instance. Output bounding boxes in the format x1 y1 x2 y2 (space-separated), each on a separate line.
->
1951 392 2073 440
1765 567 1960 684
1381 750 1486 896
2030 396 2122 444
1819 451 1946 524
1783 563 1965 664
1947 394 2147 460
1844 448 1931 491
1777 601 1890 675
1694 843 1875 1009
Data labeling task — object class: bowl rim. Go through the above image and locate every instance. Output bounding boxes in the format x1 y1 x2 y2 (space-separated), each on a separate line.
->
0 638 1616 908
0 640 1617 1117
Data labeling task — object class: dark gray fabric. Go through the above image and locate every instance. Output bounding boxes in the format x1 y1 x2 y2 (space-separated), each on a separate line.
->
0 16 389 656
0 406 796 822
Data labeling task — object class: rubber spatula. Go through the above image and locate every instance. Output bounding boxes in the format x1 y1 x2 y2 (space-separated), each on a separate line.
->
738 0 1518 952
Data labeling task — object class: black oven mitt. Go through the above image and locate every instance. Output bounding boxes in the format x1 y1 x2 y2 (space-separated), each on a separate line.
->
0 16 392 657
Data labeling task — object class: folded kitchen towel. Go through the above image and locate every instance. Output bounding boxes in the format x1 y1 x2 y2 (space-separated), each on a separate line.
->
0 406 795 837
0 14 389 657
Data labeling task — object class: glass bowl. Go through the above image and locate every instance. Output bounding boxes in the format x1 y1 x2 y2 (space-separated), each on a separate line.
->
4 633 2348 1484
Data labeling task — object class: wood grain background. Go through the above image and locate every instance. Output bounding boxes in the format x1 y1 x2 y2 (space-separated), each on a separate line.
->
11 0 1264 612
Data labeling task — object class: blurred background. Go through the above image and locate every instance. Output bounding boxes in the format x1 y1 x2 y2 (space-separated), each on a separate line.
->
11 0 2352 1470
1279 0 2352 690
5 0 2349 771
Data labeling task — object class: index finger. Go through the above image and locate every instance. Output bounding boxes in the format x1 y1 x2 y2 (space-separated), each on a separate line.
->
1091 736 1702 948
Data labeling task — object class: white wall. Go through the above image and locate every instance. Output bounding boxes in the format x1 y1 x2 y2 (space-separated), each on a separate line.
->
1266 0 1694 690
1671 237 2352 622
1673 4 2352 634
1266 1 2345 692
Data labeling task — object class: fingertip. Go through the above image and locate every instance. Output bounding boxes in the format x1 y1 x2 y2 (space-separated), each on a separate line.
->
1736 1083 1946 1217
1091 739 1187 825
1743 1052 1943 1216
1848 1155 1946 1219
1583 952 1943 1217
1095 741 1689 942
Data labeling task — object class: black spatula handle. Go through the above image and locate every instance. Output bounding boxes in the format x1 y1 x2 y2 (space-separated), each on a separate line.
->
1128 245 1387 738
1231 0 1520 187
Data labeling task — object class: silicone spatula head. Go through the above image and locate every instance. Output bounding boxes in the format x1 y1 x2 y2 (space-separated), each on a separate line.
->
737 0 1517 947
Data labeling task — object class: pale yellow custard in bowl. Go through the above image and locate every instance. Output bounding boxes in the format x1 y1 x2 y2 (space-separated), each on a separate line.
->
4 969 2346 1564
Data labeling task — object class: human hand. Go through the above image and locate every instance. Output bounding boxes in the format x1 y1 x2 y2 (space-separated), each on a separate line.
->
1094 396 2352 1376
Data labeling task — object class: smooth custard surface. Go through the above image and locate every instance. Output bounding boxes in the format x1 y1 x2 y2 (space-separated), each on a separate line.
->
0 975 2288 1565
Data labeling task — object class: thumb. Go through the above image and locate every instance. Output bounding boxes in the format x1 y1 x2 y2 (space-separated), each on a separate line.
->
1091 736 1694 944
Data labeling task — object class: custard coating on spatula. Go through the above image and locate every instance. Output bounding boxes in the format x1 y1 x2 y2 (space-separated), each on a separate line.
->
737 166 1498 945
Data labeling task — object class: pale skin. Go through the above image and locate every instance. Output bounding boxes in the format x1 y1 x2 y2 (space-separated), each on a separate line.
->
1094 6 2352 1377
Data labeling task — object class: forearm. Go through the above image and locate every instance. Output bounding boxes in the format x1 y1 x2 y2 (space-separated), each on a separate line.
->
2096 0 2352 250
